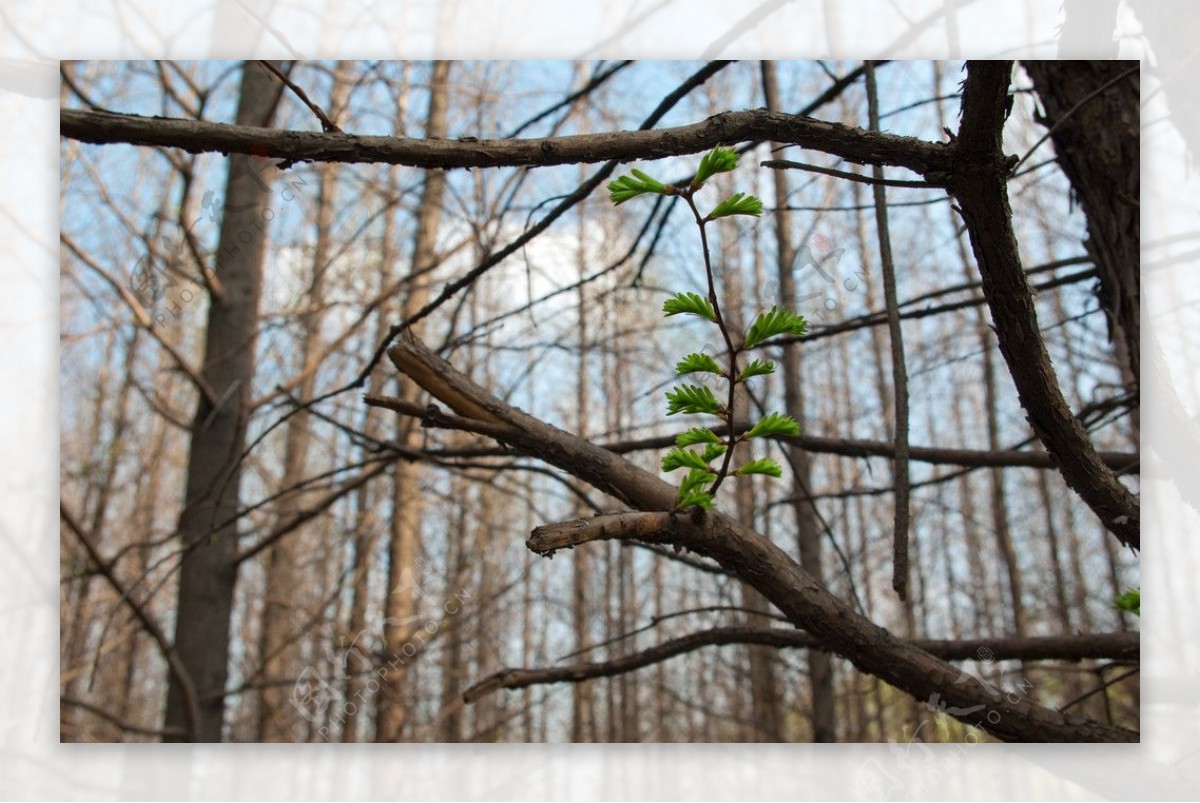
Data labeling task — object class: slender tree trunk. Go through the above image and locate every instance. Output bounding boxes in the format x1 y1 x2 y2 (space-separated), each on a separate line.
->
439 477 470 742
257 65 348 741
570 185 597 742
163 60 283 742
376 59 452 743
342 64 412 736
761 59 836 743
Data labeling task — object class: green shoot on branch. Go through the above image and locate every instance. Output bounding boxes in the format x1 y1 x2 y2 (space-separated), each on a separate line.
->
663 292 717 321
744 307 809 350
608 169 673 205
665 383 723 417
1114 588 1140 617
675 352 723 376
707 192 764 221
693 146 740 189
608 147 808 511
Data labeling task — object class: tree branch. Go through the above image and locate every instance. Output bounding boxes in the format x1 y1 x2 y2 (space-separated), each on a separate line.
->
590 426 1136 472
463 627 1139 703
61 695 187 739
949 61 1140 551
61 107 952 179
865 60 913 601
375 329 1136 742
59 502 201 742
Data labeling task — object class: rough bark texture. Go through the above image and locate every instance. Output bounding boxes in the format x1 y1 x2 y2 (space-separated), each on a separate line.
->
1021 60 1140 405
949 61 1139 551
61 107 952 178
163 61 283 742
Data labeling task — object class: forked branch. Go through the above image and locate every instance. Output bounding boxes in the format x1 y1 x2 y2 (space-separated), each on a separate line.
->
374 330 1136 742
950 61 1139 551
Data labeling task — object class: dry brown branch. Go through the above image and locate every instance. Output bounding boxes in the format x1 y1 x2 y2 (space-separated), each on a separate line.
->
949 61 1139 551
374 329 1136 743
61 107 951 178
464 628 1140 703
59 502 201 742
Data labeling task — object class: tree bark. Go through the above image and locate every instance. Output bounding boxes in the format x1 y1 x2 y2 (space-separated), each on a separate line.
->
163 60 282 742
949 61 1139 552
1021 61 1139 415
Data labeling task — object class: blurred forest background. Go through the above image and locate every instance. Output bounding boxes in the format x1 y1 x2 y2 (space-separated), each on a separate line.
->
59 59 1139 743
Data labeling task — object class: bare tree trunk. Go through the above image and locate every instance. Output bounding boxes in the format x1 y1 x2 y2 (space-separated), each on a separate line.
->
163 60 283 742
257 65 348 741
1036 471 1074 632
1022 60 1139 436
116 401 166 730
376 59 452 743
439 476 470 742
761 59 836 744
570 188 596 742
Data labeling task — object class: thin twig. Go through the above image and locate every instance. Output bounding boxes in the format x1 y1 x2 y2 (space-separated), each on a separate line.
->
256 60 342 133
762 158 942 188
61 695 187 739
865 61 912 601
1057 666 1140 712
59 502 201 742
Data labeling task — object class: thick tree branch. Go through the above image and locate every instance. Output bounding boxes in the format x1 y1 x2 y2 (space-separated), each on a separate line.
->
61 107 952 179
463 628 1139 703
376 330 1136 742
529 511 678 554
949 61 1140 551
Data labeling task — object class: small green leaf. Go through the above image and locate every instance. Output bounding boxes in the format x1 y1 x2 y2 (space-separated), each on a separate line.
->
743 306 808 349
666 384 722 416
675 352 722 376
677 489 716 509
707 192 764 220
609 169 671 205
662 291 716 321
679 468 716 495
693 146 739 189
676 468 717 509
662 448 712 473
734 458 783 478
1114 588 1140 617
676 427 721 448
740 359 775 380
699 443 727 463
746 411 801 439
